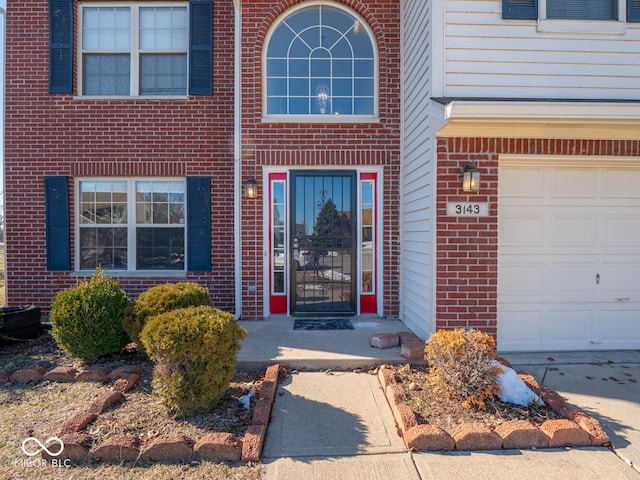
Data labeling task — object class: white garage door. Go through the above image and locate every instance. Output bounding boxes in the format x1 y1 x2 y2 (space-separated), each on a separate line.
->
498 158 640 352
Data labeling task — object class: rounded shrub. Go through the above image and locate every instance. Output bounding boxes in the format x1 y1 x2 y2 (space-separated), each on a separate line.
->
140 305 247 417
49 268 129 361
122 282 210 351
424 328 500 410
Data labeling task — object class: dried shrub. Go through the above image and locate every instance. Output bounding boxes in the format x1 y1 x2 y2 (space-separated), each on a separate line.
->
122 282 211 352
140 306 247 417
424 328 501 410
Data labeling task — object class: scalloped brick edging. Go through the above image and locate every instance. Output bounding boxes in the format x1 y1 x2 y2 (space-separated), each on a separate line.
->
4 363 281 464
377 360 610 452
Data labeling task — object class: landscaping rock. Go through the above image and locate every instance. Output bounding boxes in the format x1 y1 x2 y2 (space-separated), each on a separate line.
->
75 367 109 382
385 383 406 406
0 368 10 383
400 339 425 361
113 373 140 393
541 419 591 448
194 432 242 461
452 423 503 450
392 403 418 435
107 365 142 381
370 333 400 349
88 391 123 414
242 424 266 462
92 435 141 462
397 331 422 345
558 411 609 446
377 366 396 389
42 433 92 462
541 388 569 413
9 367 46 384
43 366 78 383
141 433 194 462
404 424 455 451
61 412 98 434
495 420 549 449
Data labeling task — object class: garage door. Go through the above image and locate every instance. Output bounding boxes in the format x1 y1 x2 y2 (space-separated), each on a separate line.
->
498 158 640 352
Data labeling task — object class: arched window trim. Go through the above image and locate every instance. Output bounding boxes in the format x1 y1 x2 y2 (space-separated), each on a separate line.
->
262 1 380 124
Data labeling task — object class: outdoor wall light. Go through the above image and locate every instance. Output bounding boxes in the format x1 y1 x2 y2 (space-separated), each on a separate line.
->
462 164 481 192
245 178 258 199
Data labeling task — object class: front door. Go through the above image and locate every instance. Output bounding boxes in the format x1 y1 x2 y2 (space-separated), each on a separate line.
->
290 171 356 315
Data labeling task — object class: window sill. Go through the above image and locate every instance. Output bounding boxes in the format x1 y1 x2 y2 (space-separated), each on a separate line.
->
262 114 380 124
537 19 626 34
73 95 190 101
72 270 187 278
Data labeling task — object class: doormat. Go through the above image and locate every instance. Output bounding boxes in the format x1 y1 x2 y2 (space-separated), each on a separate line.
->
293 318 354 330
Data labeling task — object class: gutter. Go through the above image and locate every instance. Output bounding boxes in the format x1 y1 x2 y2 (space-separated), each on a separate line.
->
233 0 242 319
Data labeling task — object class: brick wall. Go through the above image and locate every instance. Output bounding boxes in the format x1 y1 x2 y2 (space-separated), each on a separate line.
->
436 137 640 337
240 0 402 319
4 1 236 312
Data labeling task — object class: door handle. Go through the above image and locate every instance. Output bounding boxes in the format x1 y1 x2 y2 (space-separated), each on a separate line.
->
595 273 600 285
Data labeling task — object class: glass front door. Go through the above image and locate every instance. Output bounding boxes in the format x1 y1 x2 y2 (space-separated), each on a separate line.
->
290 172 356 315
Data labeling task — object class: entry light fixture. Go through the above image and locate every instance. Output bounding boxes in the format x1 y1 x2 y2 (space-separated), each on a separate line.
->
461 164 481 192
245 177 258 199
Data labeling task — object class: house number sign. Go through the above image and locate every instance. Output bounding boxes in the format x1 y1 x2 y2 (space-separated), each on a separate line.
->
446 202 489 217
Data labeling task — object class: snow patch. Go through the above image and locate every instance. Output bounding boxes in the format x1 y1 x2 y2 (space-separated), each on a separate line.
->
492 361 544 407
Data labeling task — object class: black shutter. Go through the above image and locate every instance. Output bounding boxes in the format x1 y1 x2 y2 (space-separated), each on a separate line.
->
49 0 73 94
629 0 640 22
503 0 538 19
189 1 213 95
44 176 71 271
187 177 212 271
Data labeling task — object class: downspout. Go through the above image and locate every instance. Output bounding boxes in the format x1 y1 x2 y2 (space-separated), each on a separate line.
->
233 0 242 319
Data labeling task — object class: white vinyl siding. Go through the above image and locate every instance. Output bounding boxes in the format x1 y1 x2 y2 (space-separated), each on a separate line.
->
438 0 640 100
400 0 436 340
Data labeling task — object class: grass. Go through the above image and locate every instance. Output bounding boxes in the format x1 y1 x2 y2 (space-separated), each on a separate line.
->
0 335 264 480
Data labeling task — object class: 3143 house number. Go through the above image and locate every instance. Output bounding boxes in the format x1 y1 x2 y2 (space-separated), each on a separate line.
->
446 202 489 217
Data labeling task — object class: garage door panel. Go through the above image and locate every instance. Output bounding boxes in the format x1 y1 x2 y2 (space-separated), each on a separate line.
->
596 308 640 347
601 262 640 297
548 309 593 345
500 215 544 247
602 169 640 199
603 215 640 247
501 168 545 198
551 168 597 199
499 263 543 296
550 263 595 300
497 308 544 351
551 215 596 247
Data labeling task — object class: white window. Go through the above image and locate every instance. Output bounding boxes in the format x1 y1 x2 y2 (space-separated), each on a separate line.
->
77 179 186 271
264 2 378 121
80 4 188 96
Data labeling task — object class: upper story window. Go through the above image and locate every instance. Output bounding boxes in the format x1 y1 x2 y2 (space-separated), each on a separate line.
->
502 0 640 26
80 4 188 96
264 3 377 120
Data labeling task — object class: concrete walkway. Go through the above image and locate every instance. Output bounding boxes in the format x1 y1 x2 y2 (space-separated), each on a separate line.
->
237 318 640 479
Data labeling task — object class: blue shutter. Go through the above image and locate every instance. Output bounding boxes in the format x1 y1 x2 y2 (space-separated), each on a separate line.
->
189 1 213 95
49 0 73 94
44 177 71 271
187 177 212 271
503 0 538 18
629 0 640 22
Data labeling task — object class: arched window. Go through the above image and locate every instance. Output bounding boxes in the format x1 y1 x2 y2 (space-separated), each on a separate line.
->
264 3 377 119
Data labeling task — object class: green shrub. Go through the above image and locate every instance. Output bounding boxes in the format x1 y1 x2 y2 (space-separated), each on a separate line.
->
424 328 500 410
140 306 247 417
49 268 129 361
122 282 210 351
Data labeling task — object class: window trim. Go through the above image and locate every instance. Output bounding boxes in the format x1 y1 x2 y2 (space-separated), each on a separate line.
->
77 2 190 98
74 177 188 275
538 0 627 32
261 0 380 123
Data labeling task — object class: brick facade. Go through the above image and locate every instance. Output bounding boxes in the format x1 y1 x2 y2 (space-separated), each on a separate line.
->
239 0 401 319
436 137 640 337
4 0 236 312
